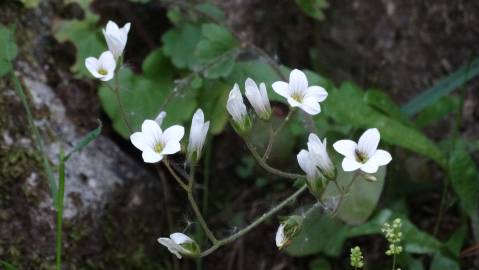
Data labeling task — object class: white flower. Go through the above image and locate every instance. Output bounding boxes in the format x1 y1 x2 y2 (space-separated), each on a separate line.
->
85 51 116 81
333 128 392 173
245 78 271 120
272 69 328 115
188 109 210 160
155 111 167 126
158 233 199 259
275 224 287 249
307 134 335 178
103 20 131 59
297 149 318 181
226 83 248 124
130 119 184 163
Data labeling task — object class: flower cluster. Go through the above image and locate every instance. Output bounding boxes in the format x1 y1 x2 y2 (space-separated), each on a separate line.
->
382 218 403 256
350 246 364 269
85 21 131 81
85 28 395 256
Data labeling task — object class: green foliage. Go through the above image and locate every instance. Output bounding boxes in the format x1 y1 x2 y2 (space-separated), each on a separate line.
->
0 25 18 77
415 96 459 128
55 13 104 76
0 260 17 270
324 82 447 167
99 56 198 137
287 207 348 256
309 258 331 270
162 23 203 69
65 120 102 160
430 226 466 270
448 139 479 218
401 57 479 116
195 23 239 79
322 167 386 224
20 0 40 8
295 0 329 20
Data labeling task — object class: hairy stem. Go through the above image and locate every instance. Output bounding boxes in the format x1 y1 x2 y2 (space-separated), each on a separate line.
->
199 185 308 257
188 165 218 244
244 140 305 180
262 109 294 161
163 160 188 191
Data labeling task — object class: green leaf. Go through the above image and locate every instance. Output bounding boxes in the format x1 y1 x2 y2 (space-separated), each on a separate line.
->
99 66 198 138
0 260 17 270
295 0 329 20
309 258 331 270
402 57 479 116
348 209 443 254
162 23 203 70
322 167 386 224
142 48 175 79
197 80 230 134
0 25 18 77
364 89 412 126
430 226 466 270
324 82 447 167
286 207 348 257
54 13 104 76
448 139 479 218
195 23 237 60
195 2 226 22
65 120 102 160
415 96 459 128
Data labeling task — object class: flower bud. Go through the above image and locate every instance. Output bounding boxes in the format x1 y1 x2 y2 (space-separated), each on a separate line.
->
187 108 210 162
155 111 167 126
103 20 131 59
297 149 324 198
244 78 271 120
227 83 251 136
307 134 335 180
275 215 303 250
158 233 200 259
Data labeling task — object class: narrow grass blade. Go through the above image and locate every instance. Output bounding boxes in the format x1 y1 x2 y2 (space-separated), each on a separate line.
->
55 147 66 270
401 57 479 116
65 120 102 161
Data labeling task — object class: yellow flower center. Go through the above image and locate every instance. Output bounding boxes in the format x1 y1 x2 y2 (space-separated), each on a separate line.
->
291 93 303 103
154 143 164 153
355 150 368 163
98 68 108 75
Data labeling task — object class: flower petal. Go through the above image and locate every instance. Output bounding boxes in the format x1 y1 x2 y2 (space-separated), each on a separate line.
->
130 132 154 152
275 224 286 248
163 125 185 144
368 149 392 166
99 51 116 71
289 69 308 93
341 158 363 171
305 86 328 102
142 149 163 163
298 98 321 115
141 120 163 140
272 81 290 98
85 57 102 78
161 140 181 155
158 238 182 259
360 161 379 173
333 140 357 159
358 128 380 157
170 233 193 245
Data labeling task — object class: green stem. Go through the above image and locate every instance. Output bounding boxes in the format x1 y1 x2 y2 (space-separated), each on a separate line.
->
163 160 188 191
188 164 218 244
392 254 397 270
55 149 66 270
244 140 305 180
262 109 294 161
199 185 308 257
113 86 133 133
